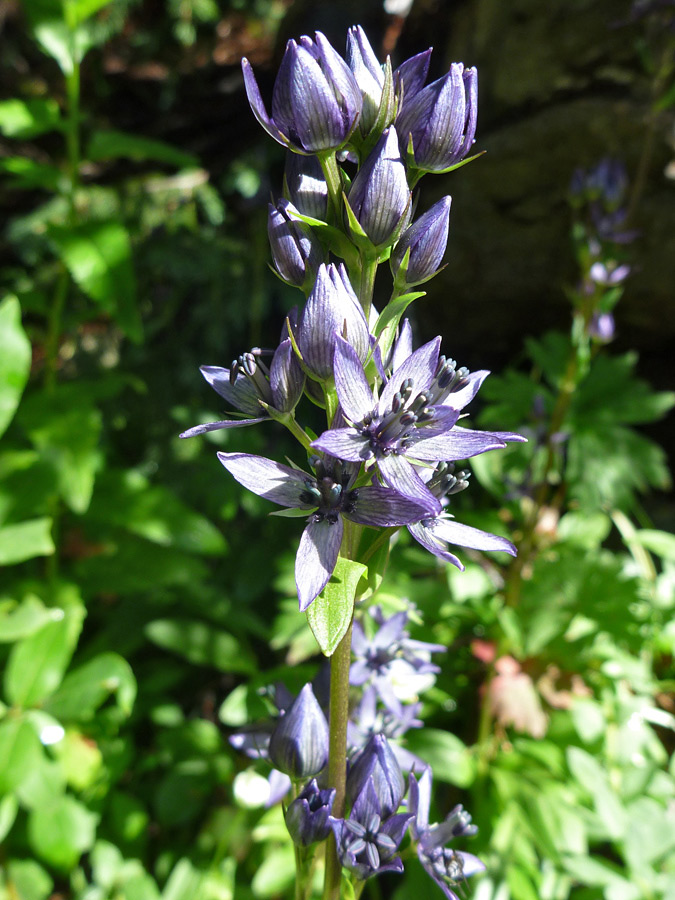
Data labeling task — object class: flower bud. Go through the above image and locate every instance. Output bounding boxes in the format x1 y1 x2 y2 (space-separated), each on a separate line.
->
285 152 328 221
285 778 335 845
347 733 405 818
270 338 305 412
391 195 452 285
295 263 370 380
347 25 385 135
268 684 329 779
347 126 411 246
268 200 323 288
242 32 362 153
397 63 477 172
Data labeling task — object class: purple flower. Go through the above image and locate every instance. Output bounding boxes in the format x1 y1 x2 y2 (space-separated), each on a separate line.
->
331 778 412 880
348 686 424 771
589 311 615 343
295 263 370 380
391 195 452 285
408 768 485 900
396 63 478 172
347 733 405 818
407 461 517 570
350 608 444 714
268 684 329 778
346 126 411 246
242 32 362 153
216 451 435 611
394 48 432 117
285 778 336 845
180 340 304 438
311 336 512 508
268 200 323 288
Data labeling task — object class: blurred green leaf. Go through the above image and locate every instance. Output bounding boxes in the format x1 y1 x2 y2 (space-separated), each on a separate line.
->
562 855 638 893
306 557 366 657
27 794 97 871
4 602 85 708
0 296 32 440
87 130 199 168
0 718 45 795
63 0 115 28
48 221 142 342
250 846 295 898
0 793 18 842
0 98 61 139
567 747 626 840
4 859 53 900
87 469 227 555
19 387 103 514
0 596 59 643
0 519 54 565
0 157 63 190
45 652 136 722
145 618 255 674
404 728 476 787
632 529 675 562
161 858 203 900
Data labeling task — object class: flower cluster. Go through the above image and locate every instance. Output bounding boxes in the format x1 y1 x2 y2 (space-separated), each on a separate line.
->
185 22 522 897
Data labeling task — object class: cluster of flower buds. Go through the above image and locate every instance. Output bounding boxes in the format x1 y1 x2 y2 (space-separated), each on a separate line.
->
185 22 523 896
568 159 635 345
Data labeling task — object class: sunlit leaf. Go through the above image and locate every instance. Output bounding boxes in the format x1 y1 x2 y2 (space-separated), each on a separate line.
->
27 794 97 871
0 518 54 565
0 98 61 139
0 296 32 440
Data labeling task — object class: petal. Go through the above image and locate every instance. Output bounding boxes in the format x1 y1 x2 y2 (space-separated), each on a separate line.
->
389 318 413 372
291 45 346 150
347 485 434 527
378 336 441 415
376 454 441 511
200 365 263 417
270 339 305 412
217 452 308 507
407 521 464 570
333 336 375 423
311 427 372 461
430 518 516 555
180 417 267 438
489 430 528 443
410 426 506 461
241 58 288 147
409 406 460 440
441 369 489 410
296 517 343 611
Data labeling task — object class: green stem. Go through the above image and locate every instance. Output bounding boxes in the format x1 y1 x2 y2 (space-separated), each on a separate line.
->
322 524 356 900
283 414 313 452
358 253 378 321
318 152 343 226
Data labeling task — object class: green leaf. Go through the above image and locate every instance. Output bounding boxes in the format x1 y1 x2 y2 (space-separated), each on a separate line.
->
63 0 115 28
0 792 18 841
87 469 226 555
632 529 675 562
250 846 295 898
0 296 32 440
44 652 136 722
0 718 45 795
373 290 426 360
4 859 53 900
4 602 85 708
27 794 97 871
19 387 103 514
306 557 367 657
562 855 635 891
0 518 54 565
145 618 255 674
87 130 199 168
0 595 60 643
48 221 142 342
0 98 61 139
161 858 203 900
404 728 476 787
0 157 62 190
567 746 626 840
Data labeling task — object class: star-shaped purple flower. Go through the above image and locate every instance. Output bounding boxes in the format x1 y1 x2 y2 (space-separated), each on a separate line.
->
217 452 436 611
311 335 517 508
408 768 485 900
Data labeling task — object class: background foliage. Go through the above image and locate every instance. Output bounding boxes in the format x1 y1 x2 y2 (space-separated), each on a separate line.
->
1 1 673 899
